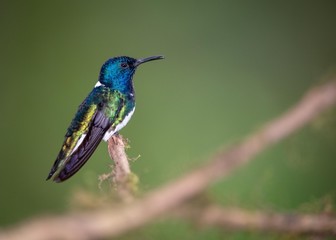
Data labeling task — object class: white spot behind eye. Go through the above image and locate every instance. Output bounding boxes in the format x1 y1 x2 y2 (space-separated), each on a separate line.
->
95 81 103 88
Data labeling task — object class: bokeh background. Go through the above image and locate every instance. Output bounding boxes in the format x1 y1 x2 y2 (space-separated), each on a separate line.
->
1 1 336 239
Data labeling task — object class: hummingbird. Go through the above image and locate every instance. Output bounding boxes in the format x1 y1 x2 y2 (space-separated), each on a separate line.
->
47 55 164 182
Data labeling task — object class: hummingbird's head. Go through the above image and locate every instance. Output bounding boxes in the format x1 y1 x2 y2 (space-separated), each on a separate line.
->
98 55 164 92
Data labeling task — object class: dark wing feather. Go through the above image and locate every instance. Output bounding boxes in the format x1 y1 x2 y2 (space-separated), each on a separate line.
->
53 110 111 182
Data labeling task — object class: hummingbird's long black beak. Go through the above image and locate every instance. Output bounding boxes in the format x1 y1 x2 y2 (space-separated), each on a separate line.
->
134 55 164 67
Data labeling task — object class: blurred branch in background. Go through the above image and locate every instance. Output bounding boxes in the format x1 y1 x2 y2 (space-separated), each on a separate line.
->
178 205 336 235
0 79 336 240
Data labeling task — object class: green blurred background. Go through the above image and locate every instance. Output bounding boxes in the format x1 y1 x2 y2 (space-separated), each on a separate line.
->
1 1 336 239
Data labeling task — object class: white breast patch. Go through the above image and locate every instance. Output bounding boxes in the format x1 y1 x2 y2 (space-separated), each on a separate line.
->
103 107 136 142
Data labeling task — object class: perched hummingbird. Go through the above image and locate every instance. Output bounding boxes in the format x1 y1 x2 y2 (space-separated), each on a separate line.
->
47 55 164 182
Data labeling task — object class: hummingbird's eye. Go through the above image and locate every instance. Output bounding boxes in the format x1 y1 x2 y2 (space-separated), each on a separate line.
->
120 63 128 69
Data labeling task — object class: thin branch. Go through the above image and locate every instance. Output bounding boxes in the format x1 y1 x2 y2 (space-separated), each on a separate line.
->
108 134 131 181
98 134 138 202
179 205 336 235
1 80 336 240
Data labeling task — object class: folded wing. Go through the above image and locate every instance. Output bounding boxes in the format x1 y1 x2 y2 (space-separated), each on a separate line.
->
53 110 112 182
